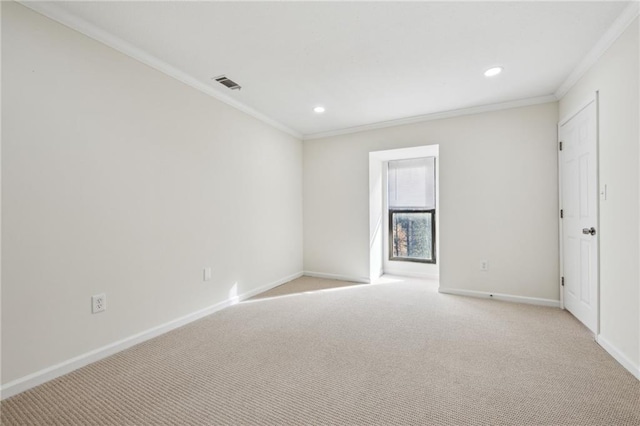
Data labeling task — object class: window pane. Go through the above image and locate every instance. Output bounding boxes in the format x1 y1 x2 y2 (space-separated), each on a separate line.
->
391 212 433 261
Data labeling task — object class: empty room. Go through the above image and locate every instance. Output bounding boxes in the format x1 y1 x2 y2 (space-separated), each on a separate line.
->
1 1 639 424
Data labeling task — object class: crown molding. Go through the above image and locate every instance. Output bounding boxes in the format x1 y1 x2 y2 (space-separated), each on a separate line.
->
303 94 558 141
17 1 303 140
555 1 640 99
20 1 633 142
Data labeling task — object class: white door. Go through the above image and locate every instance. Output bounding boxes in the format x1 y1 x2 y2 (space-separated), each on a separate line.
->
559 99 599 332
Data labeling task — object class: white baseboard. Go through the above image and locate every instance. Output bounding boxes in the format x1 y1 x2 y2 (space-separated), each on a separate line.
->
0 271 303 400
303 271 370 284
438 287 561 308
383 269 439 281
596 335 640 380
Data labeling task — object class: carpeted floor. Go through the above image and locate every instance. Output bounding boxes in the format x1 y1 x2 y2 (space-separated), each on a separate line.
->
2 276 639 425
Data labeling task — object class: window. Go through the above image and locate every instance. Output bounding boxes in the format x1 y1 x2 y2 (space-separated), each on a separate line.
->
387 157 436 263
389 210 435 262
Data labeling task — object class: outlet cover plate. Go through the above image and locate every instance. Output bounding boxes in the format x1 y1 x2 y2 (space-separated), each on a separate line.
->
92 293 106 314
203 267 212 281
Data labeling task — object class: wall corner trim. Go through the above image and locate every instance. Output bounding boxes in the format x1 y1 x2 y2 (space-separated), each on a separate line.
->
0 271 304 400
596 335 640 380
16 1 302 140
555 2 640 99
438 287 561 308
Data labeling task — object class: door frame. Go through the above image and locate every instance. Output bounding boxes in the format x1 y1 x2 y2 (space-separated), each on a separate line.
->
557 91 600 334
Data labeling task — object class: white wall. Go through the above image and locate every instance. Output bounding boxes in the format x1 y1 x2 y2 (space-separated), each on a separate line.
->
559 17 639 376
1 2 303 386
304 102 560 302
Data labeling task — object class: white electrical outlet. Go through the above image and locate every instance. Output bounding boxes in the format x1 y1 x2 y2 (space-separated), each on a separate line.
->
203 267 212 281
480 260 489 271
92 293 106 313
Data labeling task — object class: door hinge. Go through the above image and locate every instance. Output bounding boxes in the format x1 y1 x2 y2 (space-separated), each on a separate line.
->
559 141 563 151
561 277 565 287
560 209 563 218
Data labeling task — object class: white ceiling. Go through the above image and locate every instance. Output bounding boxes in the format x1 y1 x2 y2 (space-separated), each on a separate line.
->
38 1 631 138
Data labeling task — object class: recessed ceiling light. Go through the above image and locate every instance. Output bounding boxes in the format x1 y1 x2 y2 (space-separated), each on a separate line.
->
484 67 503 77
313 106 326 113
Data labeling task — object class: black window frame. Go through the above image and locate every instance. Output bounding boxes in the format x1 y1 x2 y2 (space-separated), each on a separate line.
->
388 208 436 264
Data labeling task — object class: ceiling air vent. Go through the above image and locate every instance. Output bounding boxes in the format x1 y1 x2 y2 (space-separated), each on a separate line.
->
213 75 241 91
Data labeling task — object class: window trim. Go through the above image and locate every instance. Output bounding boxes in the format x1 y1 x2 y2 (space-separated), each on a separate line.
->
388 209 437 264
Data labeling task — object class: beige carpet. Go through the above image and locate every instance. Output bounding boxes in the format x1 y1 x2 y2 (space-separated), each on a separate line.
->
2 276 639 425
